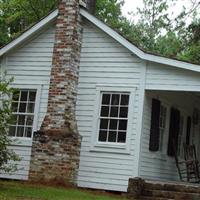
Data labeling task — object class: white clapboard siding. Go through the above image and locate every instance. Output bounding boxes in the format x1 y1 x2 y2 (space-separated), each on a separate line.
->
0 23 55 180
146 63 200 91
77 20 145 192
139 91 200 181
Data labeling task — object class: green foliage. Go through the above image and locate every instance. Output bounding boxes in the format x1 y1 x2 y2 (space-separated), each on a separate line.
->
95 0 125 28
178 41 200 64
0 0 58 46
0 74 19 173
154 32 183 57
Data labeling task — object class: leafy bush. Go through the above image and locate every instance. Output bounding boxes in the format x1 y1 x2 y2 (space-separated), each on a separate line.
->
0 74 19 173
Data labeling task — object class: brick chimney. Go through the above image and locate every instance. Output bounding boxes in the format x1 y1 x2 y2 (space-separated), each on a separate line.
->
29 0 90 185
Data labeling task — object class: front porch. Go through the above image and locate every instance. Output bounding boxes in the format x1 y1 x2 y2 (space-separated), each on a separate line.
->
139 90 200 184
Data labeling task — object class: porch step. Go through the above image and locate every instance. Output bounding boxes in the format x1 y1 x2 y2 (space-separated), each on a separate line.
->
140 197 173 200
143 189 200 199
128 178 200 200
145 181 200 194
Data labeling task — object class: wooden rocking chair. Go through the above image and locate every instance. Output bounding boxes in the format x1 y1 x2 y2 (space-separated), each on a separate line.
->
183 144 200 183
174 142 188 182
174 142 200 183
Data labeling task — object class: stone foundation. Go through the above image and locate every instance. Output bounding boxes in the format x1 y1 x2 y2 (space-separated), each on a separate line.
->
29 130 81 185
128 178 200 199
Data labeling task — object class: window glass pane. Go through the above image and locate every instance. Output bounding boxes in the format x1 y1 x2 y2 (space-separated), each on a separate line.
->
27 103 35 113
18 115 25 125
98 130 107 142
110 106 118 117
111 94 120 105
119 120 127 130
117 132 126 143
98 92 129 143
20 91 28 101
119 107 128 118
159 105 167 152
121 95 129 106
102 94 110 105
10 89 36 138
24 127 32 138
100 106 109 117
29 91 36 102
108 131 117 142
11 115 18 125
17 126 24 137
9 126 16 136
11 102 18 112
12 91 20 101
100 119 108 130
19 103 27 113
109 119 118 130
26 116 34 126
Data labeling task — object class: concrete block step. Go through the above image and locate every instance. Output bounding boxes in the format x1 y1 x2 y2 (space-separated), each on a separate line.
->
143 189 200 199
140 197 173 200
144 182 200 194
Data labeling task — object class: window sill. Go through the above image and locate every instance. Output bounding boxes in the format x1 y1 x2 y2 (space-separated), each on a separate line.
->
10 137 32 147
90 142 130 154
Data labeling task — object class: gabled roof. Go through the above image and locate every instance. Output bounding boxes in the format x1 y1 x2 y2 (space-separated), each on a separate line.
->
0 8 200 73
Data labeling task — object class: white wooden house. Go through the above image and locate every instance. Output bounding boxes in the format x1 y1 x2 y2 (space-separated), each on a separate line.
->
0 3 200 192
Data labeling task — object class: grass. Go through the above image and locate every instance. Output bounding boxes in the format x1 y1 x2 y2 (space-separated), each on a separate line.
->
0 180 127 200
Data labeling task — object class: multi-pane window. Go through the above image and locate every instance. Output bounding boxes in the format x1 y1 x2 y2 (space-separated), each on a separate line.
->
159 105 167 152
98 92 130 143
177 116 184 157
9 89 36 138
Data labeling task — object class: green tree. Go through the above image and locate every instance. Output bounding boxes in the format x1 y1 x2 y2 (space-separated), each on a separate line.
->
0 75 19 173
178 20 200 63
95 0 125 28
0 0 58 46
128 0 200 63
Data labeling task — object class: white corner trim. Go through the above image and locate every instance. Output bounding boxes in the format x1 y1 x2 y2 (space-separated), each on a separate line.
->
80 8 200 73
0 10 58 57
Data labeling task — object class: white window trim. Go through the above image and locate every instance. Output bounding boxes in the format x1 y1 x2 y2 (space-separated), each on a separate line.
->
177 114 187 159
159 103 169 154
9 84 41 146
90 84 136 154
149 98 170 161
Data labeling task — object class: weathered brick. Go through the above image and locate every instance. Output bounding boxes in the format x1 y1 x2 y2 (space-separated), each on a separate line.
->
29 0 83 185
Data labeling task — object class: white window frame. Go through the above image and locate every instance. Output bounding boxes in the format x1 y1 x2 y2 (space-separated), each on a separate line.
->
9 84 41 146
150 98 170 160
177 112 187 159
90 84 136 154
159 104 168 153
